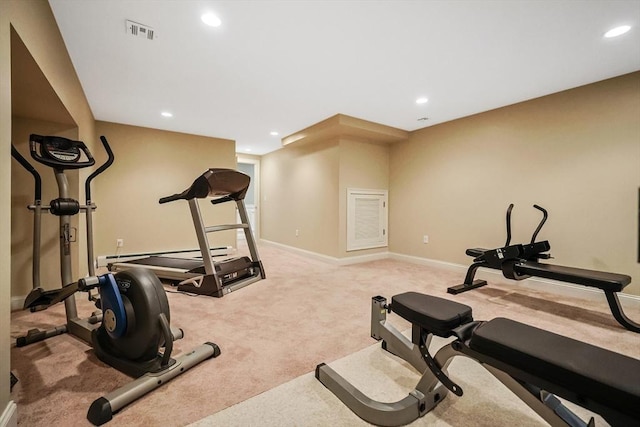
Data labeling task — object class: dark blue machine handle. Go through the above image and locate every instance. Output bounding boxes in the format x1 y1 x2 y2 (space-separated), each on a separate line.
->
98 274 127 339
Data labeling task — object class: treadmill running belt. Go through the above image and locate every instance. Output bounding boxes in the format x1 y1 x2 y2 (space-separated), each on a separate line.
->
125 256 204 271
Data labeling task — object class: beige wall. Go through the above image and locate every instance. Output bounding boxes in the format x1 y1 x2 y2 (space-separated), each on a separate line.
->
262 137 391 258
261 73 639 294
262 140 341 256
338 139 390 257
93 121 237 258
389 72 640 295
1 0 96 417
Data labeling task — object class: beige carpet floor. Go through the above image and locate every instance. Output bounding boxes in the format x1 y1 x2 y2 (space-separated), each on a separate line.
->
9 243 640 426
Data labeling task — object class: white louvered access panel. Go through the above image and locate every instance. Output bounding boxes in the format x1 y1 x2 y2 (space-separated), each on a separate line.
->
347 188 388 251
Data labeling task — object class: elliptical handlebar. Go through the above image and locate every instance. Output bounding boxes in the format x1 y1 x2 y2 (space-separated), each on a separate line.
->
11 144 42 201
13 135 114 203
85 136 115 202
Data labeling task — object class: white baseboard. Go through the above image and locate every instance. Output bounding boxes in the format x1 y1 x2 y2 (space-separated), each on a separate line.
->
259 240 640 308
388 252 464 272
259 239 389 266
10 297 24 312
0 401 17 427
389 252 640 308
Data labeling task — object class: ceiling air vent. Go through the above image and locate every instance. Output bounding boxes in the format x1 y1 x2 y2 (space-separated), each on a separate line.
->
125 20 155 40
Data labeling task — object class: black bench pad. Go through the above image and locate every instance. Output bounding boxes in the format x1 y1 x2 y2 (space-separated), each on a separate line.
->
516 262 631 292
469 317 640 421
391 292 473 337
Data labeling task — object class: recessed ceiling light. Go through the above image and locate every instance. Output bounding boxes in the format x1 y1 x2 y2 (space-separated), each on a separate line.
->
604 25 631 38
245 148 252 152
201 12 221 27
161 111 173 118
416 97 429 105
270 131 279 136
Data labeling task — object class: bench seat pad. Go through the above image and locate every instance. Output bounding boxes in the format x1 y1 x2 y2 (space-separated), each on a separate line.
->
391 292 473 337
469 317 640 421
515 262 631 292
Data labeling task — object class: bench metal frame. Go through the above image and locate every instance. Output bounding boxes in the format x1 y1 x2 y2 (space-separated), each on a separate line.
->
316 296 600 427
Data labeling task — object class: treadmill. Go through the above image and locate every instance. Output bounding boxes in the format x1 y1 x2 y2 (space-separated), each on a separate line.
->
109 168 265 297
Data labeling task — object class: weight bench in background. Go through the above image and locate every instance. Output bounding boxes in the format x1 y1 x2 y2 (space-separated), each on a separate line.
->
447 204 639 333
449 244 639 333
316 292 640 427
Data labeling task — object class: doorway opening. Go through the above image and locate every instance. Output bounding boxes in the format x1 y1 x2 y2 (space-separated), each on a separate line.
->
236 156 260 240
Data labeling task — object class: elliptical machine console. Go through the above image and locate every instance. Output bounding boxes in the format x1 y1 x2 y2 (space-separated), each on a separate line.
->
12 134 220 425
35 134 92 165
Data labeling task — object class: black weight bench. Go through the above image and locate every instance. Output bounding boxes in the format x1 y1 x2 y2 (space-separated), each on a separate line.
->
451 245 639 333
316 292 640 427
460 249 631 293
449 204 638 333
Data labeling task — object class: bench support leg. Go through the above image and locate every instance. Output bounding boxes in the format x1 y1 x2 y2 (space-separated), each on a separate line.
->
316 298 458 426
448 261 488 294
604 291 640 333
316 363 443 427
370 296 428 373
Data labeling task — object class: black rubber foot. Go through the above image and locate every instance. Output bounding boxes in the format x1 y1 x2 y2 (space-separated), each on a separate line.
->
205 342 222 358
447 280 488 295
87 397 113 426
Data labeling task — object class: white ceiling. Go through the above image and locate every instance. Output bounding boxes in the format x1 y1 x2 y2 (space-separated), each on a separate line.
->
48 0 640 155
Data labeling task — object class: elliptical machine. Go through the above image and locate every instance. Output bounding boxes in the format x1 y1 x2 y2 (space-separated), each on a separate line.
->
12 134 220 425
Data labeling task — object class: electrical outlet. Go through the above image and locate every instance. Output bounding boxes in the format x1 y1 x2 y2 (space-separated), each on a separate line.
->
295 229 299 237
423 235 429 244
116 238 124 248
